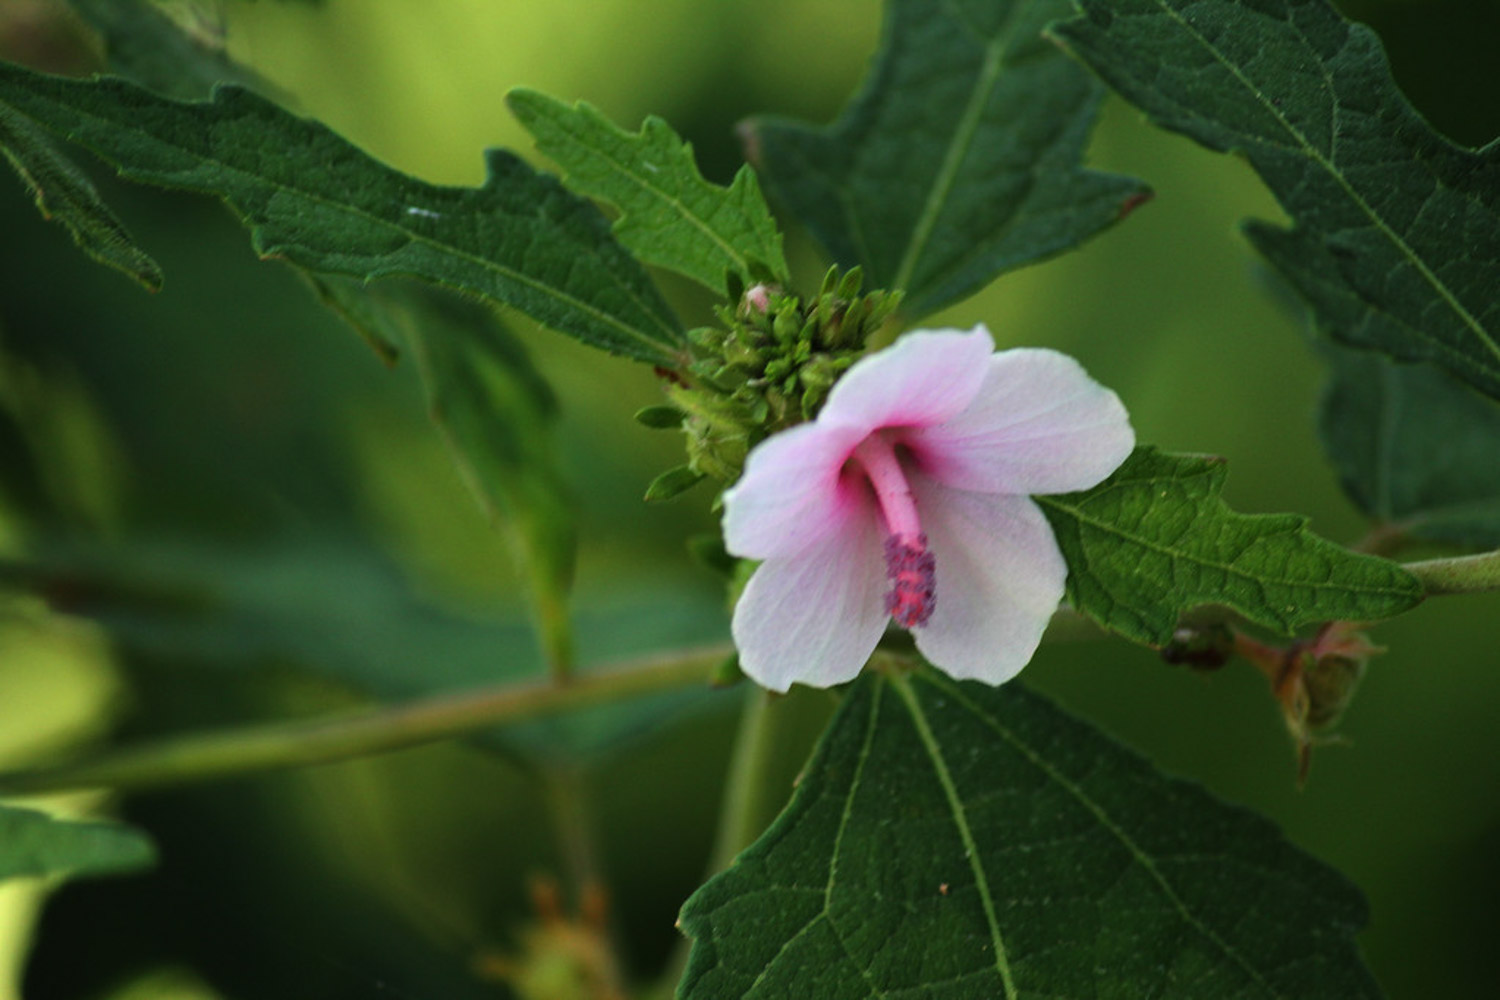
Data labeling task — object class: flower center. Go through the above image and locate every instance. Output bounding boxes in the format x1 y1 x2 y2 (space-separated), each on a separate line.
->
851 433 935 629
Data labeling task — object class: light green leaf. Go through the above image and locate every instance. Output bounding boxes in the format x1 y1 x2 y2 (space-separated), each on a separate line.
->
679 669 1378 998
0 62 685 365
0 98 162 290
1035 448 1423 645
1052 0 1500 401
1320 342 1500 548
508 89 789 296
741 0 1149 320
0 803 156 883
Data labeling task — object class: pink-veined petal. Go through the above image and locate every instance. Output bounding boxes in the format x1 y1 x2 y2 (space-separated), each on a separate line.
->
731 503 890 691
907 348 1134 495
819 326 995 432
908 480 1066 685
722 420 869 559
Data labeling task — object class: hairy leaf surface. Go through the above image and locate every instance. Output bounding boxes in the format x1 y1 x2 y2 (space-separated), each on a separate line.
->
1036 448 1423 644
0 804 156 883
0 98 161 290
1320 344 1500 548
742 0 1148 319
1054 0 1500 400
0 62 685 365
679 670 1378 998
508 89 788 296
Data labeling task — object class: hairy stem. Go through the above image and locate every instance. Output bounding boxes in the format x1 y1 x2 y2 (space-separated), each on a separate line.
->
0 645 729 796
1405 548 1500 596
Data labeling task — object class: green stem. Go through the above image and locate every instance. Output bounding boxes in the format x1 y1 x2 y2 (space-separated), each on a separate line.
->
1405 548 1500 595
652 687 807 997
0 644 729 796
706 688 782 874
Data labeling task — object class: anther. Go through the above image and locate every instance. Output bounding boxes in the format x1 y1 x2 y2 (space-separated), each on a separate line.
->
884 533 936 628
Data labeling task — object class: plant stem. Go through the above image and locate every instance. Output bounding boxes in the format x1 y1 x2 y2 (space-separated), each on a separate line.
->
1405 549 1500 595
0 644 729 796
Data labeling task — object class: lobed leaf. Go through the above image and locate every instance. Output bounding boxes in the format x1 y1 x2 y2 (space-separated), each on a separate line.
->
742 0 1149 320
0 61 685 365
679 669 1379 998
0 803 156 884
508 89 789 296
1052 0 1500 401
1035 448 1423 645
0 98 162 290
1320 343 1500 549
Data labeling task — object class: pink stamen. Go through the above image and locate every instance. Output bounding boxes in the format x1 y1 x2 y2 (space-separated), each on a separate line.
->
852 434 936 628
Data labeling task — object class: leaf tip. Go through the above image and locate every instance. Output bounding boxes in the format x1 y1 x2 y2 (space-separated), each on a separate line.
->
1118 187 1154 220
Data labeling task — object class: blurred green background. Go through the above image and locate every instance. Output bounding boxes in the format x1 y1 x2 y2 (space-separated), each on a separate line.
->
0 0 1497 997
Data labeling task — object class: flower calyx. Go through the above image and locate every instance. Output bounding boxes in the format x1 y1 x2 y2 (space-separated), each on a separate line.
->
636 266 903 496
1234 621 1381 784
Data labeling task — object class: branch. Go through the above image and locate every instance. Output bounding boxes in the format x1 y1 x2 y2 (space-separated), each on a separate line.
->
0 645 730 796
1405 548 1500 596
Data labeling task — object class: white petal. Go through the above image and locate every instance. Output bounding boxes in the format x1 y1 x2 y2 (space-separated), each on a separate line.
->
722 420 869 559
907 348 1133 495
909 480 1066 685
819 326 995 432
731 501 890 692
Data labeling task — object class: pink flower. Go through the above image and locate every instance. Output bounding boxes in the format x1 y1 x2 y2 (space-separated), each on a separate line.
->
722 325 1133 691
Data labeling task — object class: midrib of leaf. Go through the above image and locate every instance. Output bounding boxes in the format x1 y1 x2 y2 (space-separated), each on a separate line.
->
43 91 679 356
890 673 1017 1000
888 7 1020 293
1034 488 1412 599
1151 0 1500 366
565 120 757 278
920 673 1282 999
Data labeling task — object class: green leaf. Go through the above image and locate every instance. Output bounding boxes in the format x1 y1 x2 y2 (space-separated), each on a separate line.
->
741 0 1149 320
1320 342 1500 548
1052 0 1500 401
508 89 789 296
0 62 685 365
65 0 264 100
0 803 156 883
0 98 162 290
391 284 578 667
1035 448 1423 645
679 669 1378 998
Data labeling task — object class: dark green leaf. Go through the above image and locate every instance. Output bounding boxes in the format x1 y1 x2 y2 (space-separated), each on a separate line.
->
0 62 685 365
742 0 1148 319
508 89 789 296
680 669 1378 998
1035 448 1423 645
1053 0 1500 400
1320 342 1500 548
0 803 156 883
0 98 162 290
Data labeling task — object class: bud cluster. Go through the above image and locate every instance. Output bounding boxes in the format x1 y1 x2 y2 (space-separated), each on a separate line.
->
637 267 902 499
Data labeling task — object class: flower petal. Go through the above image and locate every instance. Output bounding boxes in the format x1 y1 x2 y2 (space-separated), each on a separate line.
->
731 501 890 692
907 348 1134 495
908 480 1066 685
722 420 869 559
819 326 995 432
